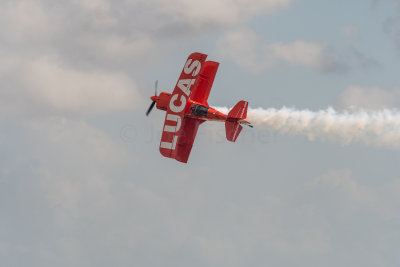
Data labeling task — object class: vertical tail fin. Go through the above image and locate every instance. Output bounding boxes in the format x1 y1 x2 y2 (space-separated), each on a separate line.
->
228 100 248 119
225 100 248 142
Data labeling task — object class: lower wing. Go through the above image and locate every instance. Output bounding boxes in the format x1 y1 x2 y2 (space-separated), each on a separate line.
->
174 118 204 163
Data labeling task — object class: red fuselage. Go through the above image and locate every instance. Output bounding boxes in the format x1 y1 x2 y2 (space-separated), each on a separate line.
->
151 92 229 122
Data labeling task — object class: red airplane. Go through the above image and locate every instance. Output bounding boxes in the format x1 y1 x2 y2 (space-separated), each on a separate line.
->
146 52 252 163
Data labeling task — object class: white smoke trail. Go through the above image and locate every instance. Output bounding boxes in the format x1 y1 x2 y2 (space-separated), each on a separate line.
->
215 106 400 149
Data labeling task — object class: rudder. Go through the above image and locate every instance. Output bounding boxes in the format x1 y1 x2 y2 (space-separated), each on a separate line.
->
228 100 248 119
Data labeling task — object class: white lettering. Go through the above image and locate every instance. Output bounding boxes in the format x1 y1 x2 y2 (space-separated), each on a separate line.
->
169 94 187 113
163 114 182 133
184 59 201 76
177 79 196 96
160 135 178 150
160 57 205 153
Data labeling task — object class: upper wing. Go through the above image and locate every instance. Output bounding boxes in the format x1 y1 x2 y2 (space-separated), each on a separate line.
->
190 61 219 105
159 52 207 159
174 118 204 163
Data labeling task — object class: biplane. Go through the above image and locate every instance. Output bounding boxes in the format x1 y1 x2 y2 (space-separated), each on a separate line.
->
146 52 252 163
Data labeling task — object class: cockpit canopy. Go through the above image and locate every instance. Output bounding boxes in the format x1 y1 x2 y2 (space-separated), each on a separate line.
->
190 104 209 117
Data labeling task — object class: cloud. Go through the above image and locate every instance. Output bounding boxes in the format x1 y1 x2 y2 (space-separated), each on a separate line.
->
345 47 379 69
0 0 295 118
0 57 142 116
216 29 344 73
0 0 56 43
216 28 380 74
268 41 341 72
145 0 294 33
2 1 399 266
312 168 400 219
0 117 140 266
28 117 133 168
2 114 400 267
2 115 337 266
0 0 294 68
27 117 134 220
314 169 375 211
338 85 400 109
0 0 156 68
23 58 142 114
216 29 269 73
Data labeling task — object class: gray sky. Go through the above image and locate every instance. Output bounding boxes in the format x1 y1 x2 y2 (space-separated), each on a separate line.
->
1 0 400 266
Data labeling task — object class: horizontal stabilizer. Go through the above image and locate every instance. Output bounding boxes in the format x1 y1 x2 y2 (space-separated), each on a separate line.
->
225 121 243 142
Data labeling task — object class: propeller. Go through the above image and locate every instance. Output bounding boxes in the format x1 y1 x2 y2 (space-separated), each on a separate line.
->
146 101 156 116
146 80 158 116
